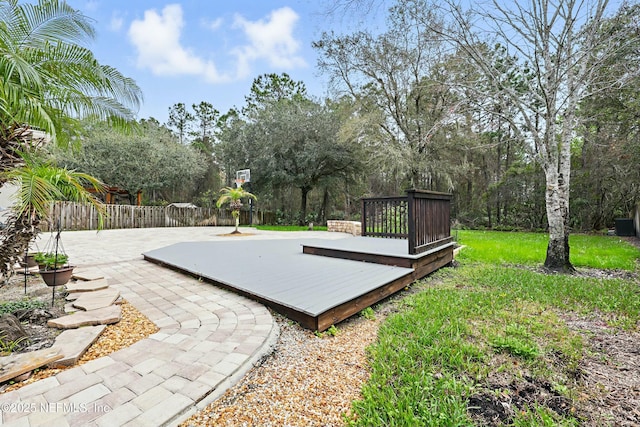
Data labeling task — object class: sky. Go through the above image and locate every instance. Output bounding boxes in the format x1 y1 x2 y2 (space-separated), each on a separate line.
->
63 0 358 124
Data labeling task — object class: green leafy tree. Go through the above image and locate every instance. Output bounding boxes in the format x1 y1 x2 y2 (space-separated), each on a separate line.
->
55 119 207 204
243 73 307 116
216 185 257 233
214 109 249 186
191 101 220 150
249 98 366 224
190 101 223 200
216 75 368 223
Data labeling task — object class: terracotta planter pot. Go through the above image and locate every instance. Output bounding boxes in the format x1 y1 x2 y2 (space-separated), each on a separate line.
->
39 266 75 287
19 254 38 269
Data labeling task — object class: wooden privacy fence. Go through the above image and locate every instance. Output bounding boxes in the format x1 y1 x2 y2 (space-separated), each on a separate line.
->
41 202 272 231
361 189 452 255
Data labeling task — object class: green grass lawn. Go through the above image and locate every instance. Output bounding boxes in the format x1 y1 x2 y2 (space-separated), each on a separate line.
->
348 230 640 426
455 229 639 270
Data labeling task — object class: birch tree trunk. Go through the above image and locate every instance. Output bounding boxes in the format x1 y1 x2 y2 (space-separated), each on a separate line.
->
543 138 572 270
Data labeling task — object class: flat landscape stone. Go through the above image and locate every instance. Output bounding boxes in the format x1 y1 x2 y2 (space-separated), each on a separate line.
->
73 287 120 311
0 348 62 383
48 325 107 367
66 293 80 301
48 305 122 329
72 270 105 281
66 278 109 293
64 302 79 314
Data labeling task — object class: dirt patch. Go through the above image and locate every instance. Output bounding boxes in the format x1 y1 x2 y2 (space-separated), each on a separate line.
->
468 373 575 426
468 311 640 426
566 315 640 426
0 273 66 354
528 265 639 281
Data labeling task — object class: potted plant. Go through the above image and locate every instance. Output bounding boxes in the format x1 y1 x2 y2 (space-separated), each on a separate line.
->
19 252 39 268
33 252 47 269
37 253 74 287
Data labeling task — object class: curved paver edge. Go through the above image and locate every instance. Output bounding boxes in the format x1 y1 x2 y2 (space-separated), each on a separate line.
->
169 320 280 426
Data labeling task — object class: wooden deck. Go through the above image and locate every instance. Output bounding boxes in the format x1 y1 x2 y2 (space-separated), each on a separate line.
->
143 237 453 331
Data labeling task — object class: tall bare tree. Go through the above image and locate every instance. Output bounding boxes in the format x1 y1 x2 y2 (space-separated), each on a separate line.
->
437 0 638 271
167 103 194 145
315 0 464 191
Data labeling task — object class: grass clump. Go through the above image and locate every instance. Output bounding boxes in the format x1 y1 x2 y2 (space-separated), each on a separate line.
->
0 299 47 315
360 306 375 320
348 231 640 426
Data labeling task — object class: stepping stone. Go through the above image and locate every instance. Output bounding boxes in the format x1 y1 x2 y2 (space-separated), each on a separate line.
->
47 305 122 329
72 270 105 281
17 266 39 275
72 288 120 311
48 325 106 367
64 302 79 314
66 278 109 293
0 348 62 383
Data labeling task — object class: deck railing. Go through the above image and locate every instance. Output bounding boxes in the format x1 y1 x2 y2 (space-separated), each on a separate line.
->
361 190 452 255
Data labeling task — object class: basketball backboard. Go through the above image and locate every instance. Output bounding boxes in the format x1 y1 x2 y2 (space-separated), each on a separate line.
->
235 169 250 187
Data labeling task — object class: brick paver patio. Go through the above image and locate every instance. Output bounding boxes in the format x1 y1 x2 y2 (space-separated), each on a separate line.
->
0 227 345 426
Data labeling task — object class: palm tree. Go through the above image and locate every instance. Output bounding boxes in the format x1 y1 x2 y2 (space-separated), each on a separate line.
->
0 153 106 278
0 0 139 279
0 0 142 181
216 186 257 234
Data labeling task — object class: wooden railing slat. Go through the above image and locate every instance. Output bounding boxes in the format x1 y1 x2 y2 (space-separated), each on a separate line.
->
361 190 451 254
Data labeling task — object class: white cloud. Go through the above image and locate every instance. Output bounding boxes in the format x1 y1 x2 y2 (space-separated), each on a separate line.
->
83 0 99 13
203 17 223 31
126 5 306 84
233 7 306 78
127 4 228 83
109 12 123 32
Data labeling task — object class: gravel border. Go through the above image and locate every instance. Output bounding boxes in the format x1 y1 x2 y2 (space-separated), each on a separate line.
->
180 311 383 427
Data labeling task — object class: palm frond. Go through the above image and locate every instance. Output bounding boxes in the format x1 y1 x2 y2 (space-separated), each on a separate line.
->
216 186 257 208
4 162 62 219
1 152 106 224
0 0 141 145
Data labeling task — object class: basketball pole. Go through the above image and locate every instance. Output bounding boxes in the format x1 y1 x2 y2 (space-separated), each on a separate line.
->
235 169 253 226
247 181 253 226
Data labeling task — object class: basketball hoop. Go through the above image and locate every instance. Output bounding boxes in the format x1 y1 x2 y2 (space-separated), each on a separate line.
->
235 169 250 188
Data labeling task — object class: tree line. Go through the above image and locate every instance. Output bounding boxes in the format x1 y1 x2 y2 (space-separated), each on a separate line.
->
59 2 640 226
43 0 640 271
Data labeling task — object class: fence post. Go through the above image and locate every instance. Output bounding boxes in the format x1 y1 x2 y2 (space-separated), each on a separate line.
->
361 199 367 236
406 189 417 254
